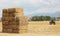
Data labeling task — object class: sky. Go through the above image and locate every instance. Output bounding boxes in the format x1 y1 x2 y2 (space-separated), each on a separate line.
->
0 0 60 17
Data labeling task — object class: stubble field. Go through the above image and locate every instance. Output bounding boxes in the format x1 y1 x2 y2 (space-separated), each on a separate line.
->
0 21 60 36
28 21 60 33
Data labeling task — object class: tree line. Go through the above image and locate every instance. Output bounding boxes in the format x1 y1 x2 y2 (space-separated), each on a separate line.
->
31 16 51 21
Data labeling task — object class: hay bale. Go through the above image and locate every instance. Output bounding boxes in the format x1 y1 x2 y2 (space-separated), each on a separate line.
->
2 8 28 33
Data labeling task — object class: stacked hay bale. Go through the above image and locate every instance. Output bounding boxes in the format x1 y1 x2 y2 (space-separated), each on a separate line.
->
15 8 28 33
19 16 28 33
2 8 28 33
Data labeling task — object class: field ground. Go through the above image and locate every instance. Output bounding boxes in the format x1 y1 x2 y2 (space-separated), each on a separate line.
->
0 21 60 36
28 21 60 33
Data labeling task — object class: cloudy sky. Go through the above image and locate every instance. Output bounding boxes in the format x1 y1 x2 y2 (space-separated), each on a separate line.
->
0 0 60 17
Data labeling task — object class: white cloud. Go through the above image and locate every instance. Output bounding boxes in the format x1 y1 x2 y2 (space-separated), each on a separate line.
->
12 0 24 4
0 0 22 7
24 0 60 15
35 8 60 13
27 7 60 15
20 0 40 4
0 0 60 16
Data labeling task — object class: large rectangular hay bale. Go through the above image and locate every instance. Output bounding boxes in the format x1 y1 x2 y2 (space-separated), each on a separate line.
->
2 8 28 33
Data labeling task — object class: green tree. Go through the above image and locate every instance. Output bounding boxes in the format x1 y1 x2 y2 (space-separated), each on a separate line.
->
31 16 51 21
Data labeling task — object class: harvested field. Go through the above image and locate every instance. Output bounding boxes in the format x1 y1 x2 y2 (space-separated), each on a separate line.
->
0 21 60 36
28 21 60 34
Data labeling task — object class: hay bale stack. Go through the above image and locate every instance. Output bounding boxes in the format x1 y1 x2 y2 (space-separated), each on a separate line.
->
19 16 28 33
2 8 28 33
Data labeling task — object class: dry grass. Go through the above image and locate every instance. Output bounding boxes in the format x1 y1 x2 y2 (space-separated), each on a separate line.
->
28 21 60 34
0 21 60 36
